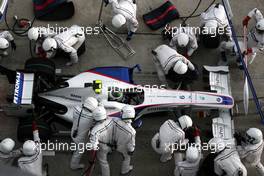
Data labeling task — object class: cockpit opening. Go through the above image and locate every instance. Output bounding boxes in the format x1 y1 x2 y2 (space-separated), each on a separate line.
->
108 87 144 105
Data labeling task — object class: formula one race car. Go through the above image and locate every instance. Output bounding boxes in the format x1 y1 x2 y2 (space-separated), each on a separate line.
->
0 58 234 141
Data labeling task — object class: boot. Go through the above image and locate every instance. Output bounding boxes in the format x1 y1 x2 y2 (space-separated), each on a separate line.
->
160 153 172 163
256 163 264 176
70 150 85 170
121 154 133 174
126 31 135 41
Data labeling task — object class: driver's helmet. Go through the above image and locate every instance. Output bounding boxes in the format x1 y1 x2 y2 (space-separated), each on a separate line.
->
109 88 124 101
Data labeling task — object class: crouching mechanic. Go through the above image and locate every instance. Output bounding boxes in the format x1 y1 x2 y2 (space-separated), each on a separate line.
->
208 137 247 176
42 25 85 66
153 45 199 89
235 128 264 176
174 146 201 176
105 0 138 41
0 138 22 165
151 115 193 163
218 40 245 68
89 106 114 176
28 27 56 58
200 3 232 48
70 97 99 170
169 26 198 58
243 8 264 63
18 121 45 176
89 105 136 176
0 31 16 57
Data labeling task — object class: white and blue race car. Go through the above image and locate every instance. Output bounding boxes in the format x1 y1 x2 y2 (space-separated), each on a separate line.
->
0 58 234 140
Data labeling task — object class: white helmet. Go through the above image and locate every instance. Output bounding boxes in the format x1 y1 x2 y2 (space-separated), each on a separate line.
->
245 128 263 144
0 138 15 154
204 20 218 35
112 14 126 28
93 106 107 122
173 60 188 75
28 27 40 41
109 89 124 101
42 38 57 52
256 19 264 32
178 115 193 129
121 106 135 121
0 38 9 50
84 97 98 111
177 33 189 47
209 137 226 153
186 146 199 163
22 140 37 156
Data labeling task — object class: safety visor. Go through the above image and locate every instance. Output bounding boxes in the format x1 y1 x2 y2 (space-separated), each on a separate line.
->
83 106 92 113
176 43 187 50
203 26 217 35
45 47 57 52
245 133 255 144
0 48 7 51
256 27 264 34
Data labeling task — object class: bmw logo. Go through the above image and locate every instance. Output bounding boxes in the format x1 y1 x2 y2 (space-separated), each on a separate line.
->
180 96 185 99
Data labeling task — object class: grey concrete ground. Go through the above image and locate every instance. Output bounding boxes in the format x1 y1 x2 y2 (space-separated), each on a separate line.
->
0 0 264 175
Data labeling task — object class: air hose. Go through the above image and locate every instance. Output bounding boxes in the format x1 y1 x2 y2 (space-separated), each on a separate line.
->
4 5 36 37
180 0 216 26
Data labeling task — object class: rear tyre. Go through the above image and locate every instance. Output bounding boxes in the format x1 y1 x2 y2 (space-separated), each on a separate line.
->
24 58 56 82
17 118 52 142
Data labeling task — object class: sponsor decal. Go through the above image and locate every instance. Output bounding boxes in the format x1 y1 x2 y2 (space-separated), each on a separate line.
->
147 106 169 112
93 80 102 94
217 97 222 102
199 96 205 100
70 94 82 99
179 95 185 99
219 126 225 138
13 72 24 104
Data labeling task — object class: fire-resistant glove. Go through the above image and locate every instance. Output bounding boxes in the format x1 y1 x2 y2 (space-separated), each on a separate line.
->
243 16 251 27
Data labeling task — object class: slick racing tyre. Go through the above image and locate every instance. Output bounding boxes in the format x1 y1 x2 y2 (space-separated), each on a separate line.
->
24 58 56 82
17 118 52 142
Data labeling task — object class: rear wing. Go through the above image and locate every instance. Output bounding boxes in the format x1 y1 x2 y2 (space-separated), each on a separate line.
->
13 71 35 105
